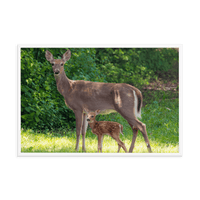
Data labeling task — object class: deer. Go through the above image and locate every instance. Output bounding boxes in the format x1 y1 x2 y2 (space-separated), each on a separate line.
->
85 109 127 153
45 49 152 153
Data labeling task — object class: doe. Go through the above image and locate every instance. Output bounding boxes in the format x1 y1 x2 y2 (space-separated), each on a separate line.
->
85 109 127 153
45 49 152 153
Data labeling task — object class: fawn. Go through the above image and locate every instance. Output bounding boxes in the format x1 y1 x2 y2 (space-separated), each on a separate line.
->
85 109 127 153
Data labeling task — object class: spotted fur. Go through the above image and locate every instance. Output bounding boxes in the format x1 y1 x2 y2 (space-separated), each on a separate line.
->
85 110 127 153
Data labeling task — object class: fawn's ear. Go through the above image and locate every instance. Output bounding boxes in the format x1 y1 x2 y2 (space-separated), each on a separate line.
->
62 49 71 63
45 50 54 63
95 110 101 115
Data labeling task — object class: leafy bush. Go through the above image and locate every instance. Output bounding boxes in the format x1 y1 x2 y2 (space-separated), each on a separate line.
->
21 48 106 130
95 48 178 89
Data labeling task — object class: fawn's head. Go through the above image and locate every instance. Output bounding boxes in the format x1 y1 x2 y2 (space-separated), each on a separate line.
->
84 109 101 123
45 50 71 76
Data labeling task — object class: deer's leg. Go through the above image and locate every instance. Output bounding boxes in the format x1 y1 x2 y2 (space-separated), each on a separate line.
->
138 121 152 153
74 110 83 152
130 119 152 153
114 107 151 153
81 113 88 152
129 126 138 153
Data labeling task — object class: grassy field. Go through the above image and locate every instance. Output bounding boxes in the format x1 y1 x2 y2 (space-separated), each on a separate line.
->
21 98 179 153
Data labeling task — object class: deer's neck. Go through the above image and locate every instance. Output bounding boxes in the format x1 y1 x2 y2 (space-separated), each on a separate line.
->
54 67 72 97
88 120 98 130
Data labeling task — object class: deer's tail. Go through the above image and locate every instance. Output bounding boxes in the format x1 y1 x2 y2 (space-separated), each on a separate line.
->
133 89 142 119
119 124 123 135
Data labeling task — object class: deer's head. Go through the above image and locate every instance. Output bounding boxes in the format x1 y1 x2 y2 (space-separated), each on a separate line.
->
45 50 71 76
84 109 101 123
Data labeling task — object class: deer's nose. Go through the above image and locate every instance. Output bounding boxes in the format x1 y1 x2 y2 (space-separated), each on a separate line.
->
87 119 90 121
54 69 60 74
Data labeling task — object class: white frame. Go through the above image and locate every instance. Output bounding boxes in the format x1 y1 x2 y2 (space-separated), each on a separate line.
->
17 44 185 158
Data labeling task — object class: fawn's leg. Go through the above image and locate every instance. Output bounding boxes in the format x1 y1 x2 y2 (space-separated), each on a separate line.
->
112 135 127 153
97 135 102 153
117 144 121 153
119 140 127 153
100 135 104 153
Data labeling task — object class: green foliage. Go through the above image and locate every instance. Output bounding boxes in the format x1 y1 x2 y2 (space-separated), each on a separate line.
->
21 48 105 130
95 48 178 89
138 48 178 72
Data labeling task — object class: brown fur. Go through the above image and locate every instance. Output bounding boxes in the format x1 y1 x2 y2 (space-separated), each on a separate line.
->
85 110 127 153
45 50 152 153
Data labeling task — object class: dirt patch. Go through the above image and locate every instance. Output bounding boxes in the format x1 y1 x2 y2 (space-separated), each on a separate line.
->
141 60 179 105
143 80 178 92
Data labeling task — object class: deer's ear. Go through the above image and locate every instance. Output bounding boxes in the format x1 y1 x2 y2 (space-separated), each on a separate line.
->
95 110 101 115
45 50 54 63
62 49 71 62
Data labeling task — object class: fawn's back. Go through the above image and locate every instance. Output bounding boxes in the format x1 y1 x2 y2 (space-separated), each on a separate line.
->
91 121 123 136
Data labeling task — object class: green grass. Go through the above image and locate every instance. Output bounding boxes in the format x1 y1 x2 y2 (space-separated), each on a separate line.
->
21 98 179 153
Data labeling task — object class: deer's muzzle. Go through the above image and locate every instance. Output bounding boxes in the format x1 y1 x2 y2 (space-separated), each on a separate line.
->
54 69 60 74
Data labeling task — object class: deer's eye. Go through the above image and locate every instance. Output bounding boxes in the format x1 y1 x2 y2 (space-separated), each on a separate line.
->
52 63 54 66
91 116 94 118
61 63 63 66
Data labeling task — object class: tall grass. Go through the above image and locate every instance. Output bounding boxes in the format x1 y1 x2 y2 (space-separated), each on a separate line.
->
21 98 179 153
